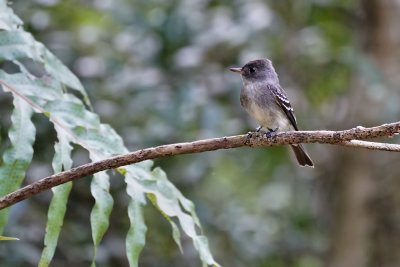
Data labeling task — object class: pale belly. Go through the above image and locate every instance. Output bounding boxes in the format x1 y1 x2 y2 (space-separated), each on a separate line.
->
246 101 293 132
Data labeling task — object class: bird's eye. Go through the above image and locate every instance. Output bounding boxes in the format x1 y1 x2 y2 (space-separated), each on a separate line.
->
249 67 256 73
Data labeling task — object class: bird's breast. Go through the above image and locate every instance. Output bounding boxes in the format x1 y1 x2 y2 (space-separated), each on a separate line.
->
240 87 292 131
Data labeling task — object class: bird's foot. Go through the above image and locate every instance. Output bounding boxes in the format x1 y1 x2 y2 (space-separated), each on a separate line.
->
246 127 264 144
264 127 279 139
247 126 264 139
245 131 254 145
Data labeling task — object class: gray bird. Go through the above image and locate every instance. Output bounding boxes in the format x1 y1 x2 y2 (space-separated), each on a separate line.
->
230 59 314 167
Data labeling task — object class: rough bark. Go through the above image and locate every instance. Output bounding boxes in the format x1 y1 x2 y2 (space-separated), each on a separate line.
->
0 122 399 210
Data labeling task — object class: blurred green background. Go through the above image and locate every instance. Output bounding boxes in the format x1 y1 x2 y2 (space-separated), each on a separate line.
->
1 0 400 266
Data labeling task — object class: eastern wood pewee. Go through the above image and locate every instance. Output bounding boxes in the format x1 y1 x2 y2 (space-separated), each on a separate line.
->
230 59 314 167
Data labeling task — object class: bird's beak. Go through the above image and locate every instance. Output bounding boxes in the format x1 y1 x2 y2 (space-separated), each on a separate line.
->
229 67 242 74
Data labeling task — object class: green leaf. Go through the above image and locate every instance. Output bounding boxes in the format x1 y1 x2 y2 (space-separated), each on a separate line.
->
0 71 63 101
124 169 148 267
42 48 91 106
0 31 43 62
38 127 73 267
150 168 219 266
193 236 220 267
0 25 89 105
72 124 126 155
43 96 100 129
126 166 219 266
0 1 23 31
39 183 72 267
90 156 113 267
0 97 35 234
125 200 147 267
147 193 183 253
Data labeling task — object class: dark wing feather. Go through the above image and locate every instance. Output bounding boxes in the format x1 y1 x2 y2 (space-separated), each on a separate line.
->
271 85 298 131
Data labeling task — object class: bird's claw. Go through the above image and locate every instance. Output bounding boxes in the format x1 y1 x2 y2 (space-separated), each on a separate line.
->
246 126 278 144
246 129 264 145
264 127 278 139
245 131 254 145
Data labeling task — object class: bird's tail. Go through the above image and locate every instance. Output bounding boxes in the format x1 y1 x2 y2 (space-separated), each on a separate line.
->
290 145 314 167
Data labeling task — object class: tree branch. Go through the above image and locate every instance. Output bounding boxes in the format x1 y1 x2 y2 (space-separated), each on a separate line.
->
0 122 399 210
340 140 400 151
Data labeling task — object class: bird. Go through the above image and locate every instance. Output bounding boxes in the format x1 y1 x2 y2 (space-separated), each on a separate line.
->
230 58 314 167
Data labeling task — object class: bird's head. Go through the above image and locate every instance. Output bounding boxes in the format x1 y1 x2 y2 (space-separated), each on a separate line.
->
230 59 278 82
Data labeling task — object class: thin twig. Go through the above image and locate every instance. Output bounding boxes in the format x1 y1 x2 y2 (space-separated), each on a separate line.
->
340 140 400 151
0 122 399 210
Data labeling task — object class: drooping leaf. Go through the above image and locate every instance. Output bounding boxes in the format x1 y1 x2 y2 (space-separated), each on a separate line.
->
126 166 220 266
38 126 73 267
90 156 113 267
147 193 183 253
0 97 35 234
194 236 220 267
125 198 147 267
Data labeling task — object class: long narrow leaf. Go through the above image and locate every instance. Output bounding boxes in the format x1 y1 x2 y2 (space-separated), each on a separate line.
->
150 168 219 266
147 193 183 253
90 155 113 267
38 127 73 267
125 165 220 266
0 97 35 234
125 198 147 267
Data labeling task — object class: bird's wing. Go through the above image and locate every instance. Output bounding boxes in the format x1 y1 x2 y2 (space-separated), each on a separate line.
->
271 85 298 131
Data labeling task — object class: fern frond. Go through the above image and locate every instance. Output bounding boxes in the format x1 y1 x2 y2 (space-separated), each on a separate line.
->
0 3 219 266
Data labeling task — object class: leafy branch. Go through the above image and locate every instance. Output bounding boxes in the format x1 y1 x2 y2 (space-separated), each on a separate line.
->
0 3 219 266
1 121 399 210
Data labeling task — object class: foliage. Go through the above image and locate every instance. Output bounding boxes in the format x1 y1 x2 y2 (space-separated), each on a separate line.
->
0 2 218 267
3 0 399 267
